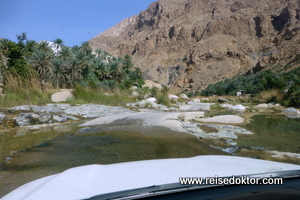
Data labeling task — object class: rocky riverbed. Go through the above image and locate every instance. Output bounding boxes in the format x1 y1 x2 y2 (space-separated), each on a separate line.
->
1 101 300 165
1 100 300 197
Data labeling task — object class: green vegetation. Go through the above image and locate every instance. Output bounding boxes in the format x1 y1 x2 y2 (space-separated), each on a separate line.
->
193 69 300 107
0 33 144 107
68 85 135 106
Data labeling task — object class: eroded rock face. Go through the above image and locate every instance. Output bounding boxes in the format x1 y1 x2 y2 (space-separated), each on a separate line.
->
90 0 300 91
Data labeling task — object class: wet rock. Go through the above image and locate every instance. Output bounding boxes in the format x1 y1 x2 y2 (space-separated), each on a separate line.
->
14 113 39 126
183 123 253 139
10 105 32 111
53 114 78 123
39 114 53 123
226 139 237 146
194 115 244 124
0 113 5 120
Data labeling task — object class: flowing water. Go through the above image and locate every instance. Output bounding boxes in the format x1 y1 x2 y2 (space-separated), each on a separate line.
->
1 112 300 197
0 120 225 197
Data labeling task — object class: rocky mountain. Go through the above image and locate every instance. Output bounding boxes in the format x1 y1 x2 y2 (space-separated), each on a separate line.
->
90 0 300 91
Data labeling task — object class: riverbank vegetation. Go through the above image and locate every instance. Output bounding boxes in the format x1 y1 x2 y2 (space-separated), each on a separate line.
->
0 33 143 107
190 69 300 107
1 33 300 108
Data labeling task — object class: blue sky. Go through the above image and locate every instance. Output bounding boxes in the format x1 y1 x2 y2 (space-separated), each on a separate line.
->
0 0 157 46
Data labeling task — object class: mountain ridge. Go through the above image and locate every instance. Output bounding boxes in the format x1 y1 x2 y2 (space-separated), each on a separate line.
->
90 0 300 91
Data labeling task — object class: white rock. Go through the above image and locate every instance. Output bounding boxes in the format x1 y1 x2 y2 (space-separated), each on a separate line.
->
179 102 211 111
191 98 200 103
177 112 205 121
51 91 73 103
232 104 246 110
201 98 210 102
130 86 138 90
221 104 245 110
226 139 237 146
131 91 139 97
283 107 300 115
168 94 179 100
180 94 189 100
145 97 156 102
256 103 269 108
194 115 244 124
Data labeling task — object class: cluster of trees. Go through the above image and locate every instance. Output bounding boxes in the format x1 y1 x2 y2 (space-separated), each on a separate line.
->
0 33 144 92
197 69 300 106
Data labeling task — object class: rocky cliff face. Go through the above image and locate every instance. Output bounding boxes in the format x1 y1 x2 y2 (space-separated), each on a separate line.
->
90 0 300 91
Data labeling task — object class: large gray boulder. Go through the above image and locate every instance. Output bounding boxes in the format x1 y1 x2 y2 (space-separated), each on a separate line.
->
283 107 300 115
51 90 73 102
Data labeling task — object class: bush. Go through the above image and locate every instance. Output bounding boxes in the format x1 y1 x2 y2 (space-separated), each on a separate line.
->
284 84 300 107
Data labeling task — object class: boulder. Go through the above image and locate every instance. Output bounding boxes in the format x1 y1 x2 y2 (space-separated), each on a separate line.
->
283 107 300 115
142 80 162 90
168 94 179 100
131 91 139 97
191 98 200 103
221 104 245 111
218 98 228 103
130 86 138 90
180 94 190 101
145 97 156 102
256 103 269 108
51 91 73 103
232 104 246 110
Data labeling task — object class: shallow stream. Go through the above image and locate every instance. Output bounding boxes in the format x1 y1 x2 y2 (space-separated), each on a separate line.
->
1 111 300 197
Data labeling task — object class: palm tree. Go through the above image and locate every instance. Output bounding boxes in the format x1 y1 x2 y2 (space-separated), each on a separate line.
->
52 38 64 54
66 55 84 88
51 57 66 89
94 49 112 63
80 41 92 55
37 40 52 53
28 49 53 91
109 57 124 82
123 54 133 73
58 46 72 61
